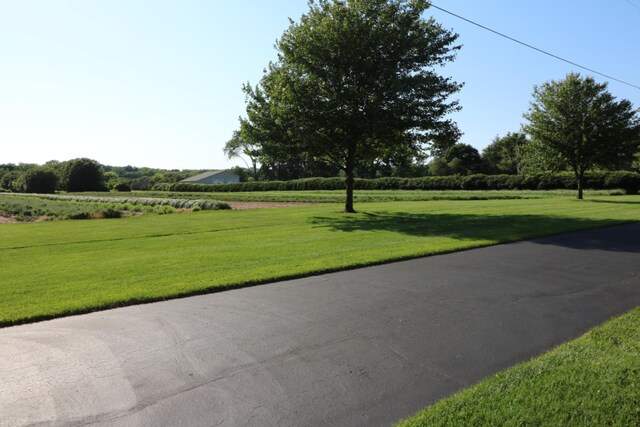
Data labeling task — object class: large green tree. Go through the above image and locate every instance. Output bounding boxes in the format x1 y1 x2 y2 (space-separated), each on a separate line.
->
524 73 640 199
242 0 462 212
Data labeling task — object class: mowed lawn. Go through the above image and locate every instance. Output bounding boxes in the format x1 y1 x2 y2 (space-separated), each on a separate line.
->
397 306 640 426
1 196 639 326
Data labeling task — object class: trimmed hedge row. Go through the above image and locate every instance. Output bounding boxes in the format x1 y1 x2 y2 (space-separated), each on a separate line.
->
153 172 640 194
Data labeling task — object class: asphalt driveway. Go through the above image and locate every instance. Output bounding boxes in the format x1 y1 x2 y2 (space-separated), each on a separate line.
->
1 223 639 426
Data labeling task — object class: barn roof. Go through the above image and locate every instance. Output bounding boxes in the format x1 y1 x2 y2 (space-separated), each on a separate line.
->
180 170 237 182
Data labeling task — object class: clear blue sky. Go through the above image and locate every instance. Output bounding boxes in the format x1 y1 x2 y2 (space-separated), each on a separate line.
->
1 0 639 170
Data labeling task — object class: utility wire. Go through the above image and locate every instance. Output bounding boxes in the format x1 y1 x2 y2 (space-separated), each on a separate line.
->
626 0 640 11
429 3 640 91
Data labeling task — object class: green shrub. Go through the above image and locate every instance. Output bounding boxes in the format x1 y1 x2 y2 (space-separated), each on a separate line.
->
21 168 59 194
0 171 23 192
154 205 177 215
114 181 132 192
100 205 123 219
604 171 640 194
67 212 92 220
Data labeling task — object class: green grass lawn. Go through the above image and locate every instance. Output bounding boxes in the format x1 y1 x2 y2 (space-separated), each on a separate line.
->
1 195 639 326
79 188 620 203
396 306 640 426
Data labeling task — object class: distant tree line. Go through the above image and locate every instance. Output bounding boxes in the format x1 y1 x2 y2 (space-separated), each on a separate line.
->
224 126 639 183
0 158 216 194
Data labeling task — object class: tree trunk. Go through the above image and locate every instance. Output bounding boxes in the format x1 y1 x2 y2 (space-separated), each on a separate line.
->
251 159 258 181
345 169 356 213
343 145 356 213
576 171 584 200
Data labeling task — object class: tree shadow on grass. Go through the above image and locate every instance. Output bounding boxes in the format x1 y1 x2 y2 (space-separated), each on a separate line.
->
309 211 640 252
583 199 640 205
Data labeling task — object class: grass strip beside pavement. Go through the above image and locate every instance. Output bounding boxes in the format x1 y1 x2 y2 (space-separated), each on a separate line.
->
0 196 639 326
397 306 640 426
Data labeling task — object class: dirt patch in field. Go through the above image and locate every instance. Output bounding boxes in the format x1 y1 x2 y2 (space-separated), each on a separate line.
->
227 202 321 210
0 215 18 224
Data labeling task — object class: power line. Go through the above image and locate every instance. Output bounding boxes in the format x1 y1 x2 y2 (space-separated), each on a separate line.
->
626 0 640 11
429 3 640 91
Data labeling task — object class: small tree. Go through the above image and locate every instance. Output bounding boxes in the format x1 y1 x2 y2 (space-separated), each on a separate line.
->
524 73 640 199
0 170 23 192
62 158 107 192
443 143 484 175
242 0 462 212
21 168 58 194
0 164 18 183
130 176 152 191
104 171 120 190
43 160 65 190
113 180 132 192
428 143 483 175
482 132 527 174
427 157 452 176
223 130 261 180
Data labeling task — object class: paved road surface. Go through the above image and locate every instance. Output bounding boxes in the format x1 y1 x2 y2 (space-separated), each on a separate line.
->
2 223 640 426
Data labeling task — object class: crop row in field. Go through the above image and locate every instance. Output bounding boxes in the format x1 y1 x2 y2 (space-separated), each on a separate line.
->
9 193 231 210
0 195 131 221
0 194 230 221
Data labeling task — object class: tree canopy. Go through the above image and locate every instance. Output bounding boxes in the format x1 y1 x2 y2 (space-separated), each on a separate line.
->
0 170 23 192
63 158 107 192
524 73 640 199
429 143 483 176
241 0 462 211
21 167 58 194
482 132 527 175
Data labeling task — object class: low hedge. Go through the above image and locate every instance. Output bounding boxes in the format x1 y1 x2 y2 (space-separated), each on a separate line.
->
152 171 640 194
